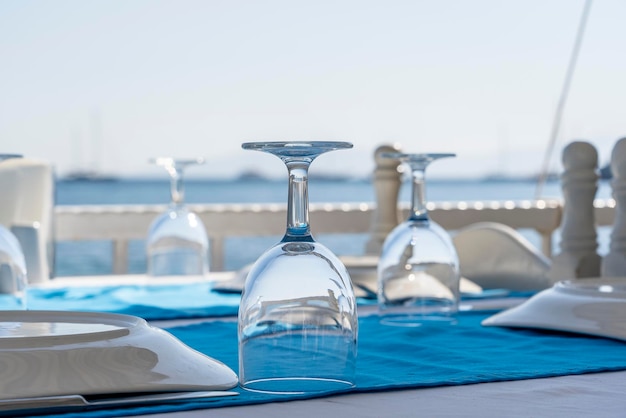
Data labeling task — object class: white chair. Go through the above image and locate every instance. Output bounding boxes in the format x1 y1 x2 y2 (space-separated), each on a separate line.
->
0 158 55 283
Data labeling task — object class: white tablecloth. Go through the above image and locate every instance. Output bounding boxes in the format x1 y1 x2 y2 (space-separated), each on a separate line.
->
138 370 626 418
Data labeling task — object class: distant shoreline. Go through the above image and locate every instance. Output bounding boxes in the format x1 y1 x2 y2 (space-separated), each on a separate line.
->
56 175 570 184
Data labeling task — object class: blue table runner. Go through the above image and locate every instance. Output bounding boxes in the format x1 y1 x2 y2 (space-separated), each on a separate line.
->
41 311 626 418
26 283 531 320
27 283 242 319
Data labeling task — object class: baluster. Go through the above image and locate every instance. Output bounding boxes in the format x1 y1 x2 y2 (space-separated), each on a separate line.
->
210 236 224 272
112 239 128 274
365 144 403 255
548 141 601 280
602 137 626 277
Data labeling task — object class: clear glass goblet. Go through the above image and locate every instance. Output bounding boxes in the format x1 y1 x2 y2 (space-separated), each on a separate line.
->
238 141 357 394
0 153 27 309
377 153 460 326
146 157 209 277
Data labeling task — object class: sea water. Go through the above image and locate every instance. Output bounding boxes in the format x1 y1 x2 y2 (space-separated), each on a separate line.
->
54 178 614 277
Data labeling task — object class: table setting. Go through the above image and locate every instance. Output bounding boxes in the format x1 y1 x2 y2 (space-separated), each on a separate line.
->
2 142 626 417
3 302 625 417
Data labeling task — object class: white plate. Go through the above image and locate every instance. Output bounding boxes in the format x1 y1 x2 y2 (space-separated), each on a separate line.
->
482 278 626 341
0 310 238 400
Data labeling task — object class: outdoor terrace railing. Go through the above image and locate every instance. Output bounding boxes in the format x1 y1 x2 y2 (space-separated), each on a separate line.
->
53 198 616 274
10 141 619 279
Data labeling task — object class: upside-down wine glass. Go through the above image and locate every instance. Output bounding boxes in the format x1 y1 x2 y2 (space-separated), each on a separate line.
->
377 153 460 326
146 158 209 277
238 141 357 394
0 154 28 309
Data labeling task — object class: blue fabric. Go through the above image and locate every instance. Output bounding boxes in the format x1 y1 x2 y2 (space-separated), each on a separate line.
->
26 284 529 320
27 283 242 319
40 312 626 418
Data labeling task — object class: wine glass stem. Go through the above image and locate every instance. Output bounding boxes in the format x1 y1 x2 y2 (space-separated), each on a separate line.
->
284 162 312 240
169 167 185 205
409 165 429 222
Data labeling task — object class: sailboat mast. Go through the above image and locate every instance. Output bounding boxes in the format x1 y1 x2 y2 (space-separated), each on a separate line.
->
90 109 103 174
535 0 593 198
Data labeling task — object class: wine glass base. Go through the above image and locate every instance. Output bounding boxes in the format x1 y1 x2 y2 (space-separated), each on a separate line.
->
241 377 355 395
378 312 458 327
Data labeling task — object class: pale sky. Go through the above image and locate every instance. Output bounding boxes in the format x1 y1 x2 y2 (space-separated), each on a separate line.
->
1 0 625 179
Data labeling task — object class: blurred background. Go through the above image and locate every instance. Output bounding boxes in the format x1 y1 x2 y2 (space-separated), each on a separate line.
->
2 0 624 180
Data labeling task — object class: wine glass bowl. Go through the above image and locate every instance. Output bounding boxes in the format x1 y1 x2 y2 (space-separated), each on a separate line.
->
377 153 460 326
146 157 209 277
238 141 357 394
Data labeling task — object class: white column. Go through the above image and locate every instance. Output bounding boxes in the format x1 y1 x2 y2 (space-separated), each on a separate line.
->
602 137 626 277
548 141 601 281
365 144 403 255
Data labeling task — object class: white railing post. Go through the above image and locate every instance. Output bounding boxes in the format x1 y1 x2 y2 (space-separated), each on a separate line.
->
549 141 601 280
602 137 626 277
210 236 225 272
365 144 403 255
112 239 129 274
537 229 554 258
